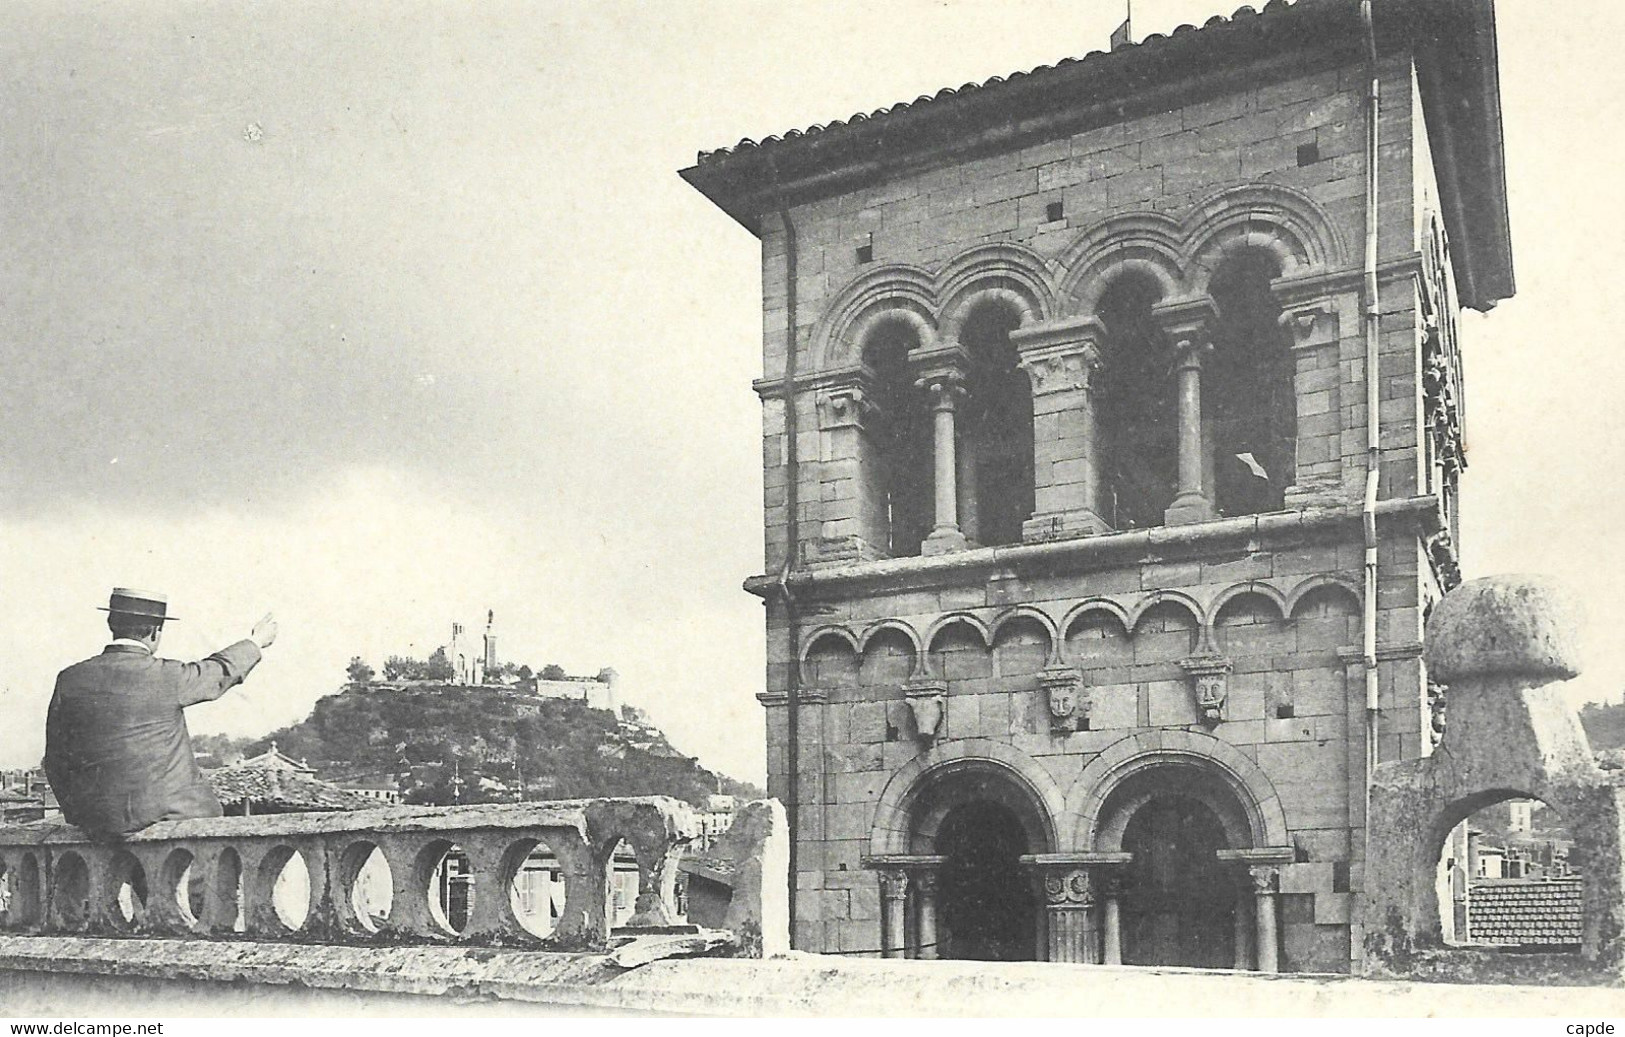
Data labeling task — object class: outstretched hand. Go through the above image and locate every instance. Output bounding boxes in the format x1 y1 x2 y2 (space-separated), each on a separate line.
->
251 613 279 650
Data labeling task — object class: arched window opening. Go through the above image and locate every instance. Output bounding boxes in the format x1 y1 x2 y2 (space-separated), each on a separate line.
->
959 305 1034 546
1096 275 1176 529
1437 796 1582 952
864 324 932 557
1206 251 1295 517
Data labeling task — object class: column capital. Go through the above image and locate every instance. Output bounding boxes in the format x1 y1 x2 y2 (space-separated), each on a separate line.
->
1248 865 1281 895
1151 296 1218 347
877 868 910 902
1277 303 1341 352
1017 342 1104 396
815 368 879 430
1039 867 1095 908
1010 316 1108 396
913 871 940 897
914 369 967 409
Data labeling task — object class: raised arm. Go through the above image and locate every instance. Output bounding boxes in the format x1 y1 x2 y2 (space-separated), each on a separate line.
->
174 613 278 707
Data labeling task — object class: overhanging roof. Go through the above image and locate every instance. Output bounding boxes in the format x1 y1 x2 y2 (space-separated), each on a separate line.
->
680 0 1513 311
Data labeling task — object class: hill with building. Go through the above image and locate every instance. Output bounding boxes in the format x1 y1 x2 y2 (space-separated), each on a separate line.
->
197 681 760 808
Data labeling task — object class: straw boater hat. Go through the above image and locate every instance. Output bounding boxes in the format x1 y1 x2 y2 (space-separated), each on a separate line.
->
97 588 177 623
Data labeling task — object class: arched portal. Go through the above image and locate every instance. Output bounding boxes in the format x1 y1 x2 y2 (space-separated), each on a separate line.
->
1090 756 1270 970
869 747 1059 962
907 764 1046 962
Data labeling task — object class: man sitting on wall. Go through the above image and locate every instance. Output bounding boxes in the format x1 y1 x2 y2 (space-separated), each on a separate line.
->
44 588 278 838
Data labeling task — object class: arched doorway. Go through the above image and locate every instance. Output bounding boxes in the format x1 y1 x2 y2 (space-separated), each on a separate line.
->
1097 762 1255 969
1119 794 1241 968
936 800 1036 960
894 759 1054 961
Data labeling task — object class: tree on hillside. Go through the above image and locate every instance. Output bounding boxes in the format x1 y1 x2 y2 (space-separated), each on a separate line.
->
346 656 376 684
517 664 533 680
540 663 567 681
383 655 423 680
426 647 455 681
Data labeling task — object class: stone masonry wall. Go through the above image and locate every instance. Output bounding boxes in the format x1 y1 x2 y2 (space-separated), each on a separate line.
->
754 40 1451 975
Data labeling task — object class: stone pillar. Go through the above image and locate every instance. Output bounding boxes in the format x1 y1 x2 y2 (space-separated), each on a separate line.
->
879 868 909 959
1156 300 1218 526
1040 867 1099 964
810 369 887 564
917 371 968 555
915 870 940 960
1276 296 1351 507
1012 318 1110 541
1250 865 1280 973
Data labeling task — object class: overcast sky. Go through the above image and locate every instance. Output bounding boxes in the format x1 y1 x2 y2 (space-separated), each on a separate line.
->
2 0 1622 784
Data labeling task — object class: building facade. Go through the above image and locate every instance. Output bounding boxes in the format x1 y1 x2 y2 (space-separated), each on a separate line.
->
683 0 1511 973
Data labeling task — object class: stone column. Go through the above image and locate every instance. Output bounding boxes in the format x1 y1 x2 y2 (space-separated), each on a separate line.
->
915 870 940 960
879 869 909 959
1100 872 1124 966
1250 865 1281 973
956 423 980 545
1156 300 1218 526
1040 867 1099 964
1012 318 1110 541
916 371 968 555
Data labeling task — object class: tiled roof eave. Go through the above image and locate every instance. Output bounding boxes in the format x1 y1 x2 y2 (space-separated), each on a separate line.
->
680 0 1512 311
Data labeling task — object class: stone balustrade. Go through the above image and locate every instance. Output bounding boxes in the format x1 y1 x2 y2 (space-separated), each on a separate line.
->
0 797 706 948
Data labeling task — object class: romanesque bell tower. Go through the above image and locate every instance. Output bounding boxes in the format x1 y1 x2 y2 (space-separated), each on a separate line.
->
684 0 1509 973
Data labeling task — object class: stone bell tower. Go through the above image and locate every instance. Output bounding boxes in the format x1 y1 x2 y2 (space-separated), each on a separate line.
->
683 0 1510 972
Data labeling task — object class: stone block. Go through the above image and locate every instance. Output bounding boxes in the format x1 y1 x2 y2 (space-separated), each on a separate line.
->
1146 679 1194 727
1281 862 1334 895
1090 685 1139 729
1315 892 1353 925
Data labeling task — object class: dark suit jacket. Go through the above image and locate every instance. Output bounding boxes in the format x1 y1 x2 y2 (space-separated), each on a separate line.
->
44 639 262 837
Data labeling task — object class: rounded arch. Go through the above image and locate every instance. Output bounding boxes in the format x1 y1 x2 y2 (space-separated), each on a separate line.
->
1056 212 1184 314
1060 598 1132 640
857 618 923 655
1181 184 1345 295
813 264 939 371
925 611 993 654
937 243 1055 337
1062 730 1291 851
1286 575 1363 618
990 605 1060 649
798 624 860 668
869 738 1066 855
1127 590 1204 635
1208 581 1289 628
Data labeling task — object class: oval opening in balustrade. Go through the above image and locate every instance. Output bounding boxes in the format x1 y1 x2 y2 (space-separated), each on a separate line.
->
501 836 563 938
212 848 244 933
607 838 641 930
51 851 91 930
108 850 147 930
338 840 393 935
417 840 474 937
0 854 39 929
258 844 311 932
161 848 205 930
